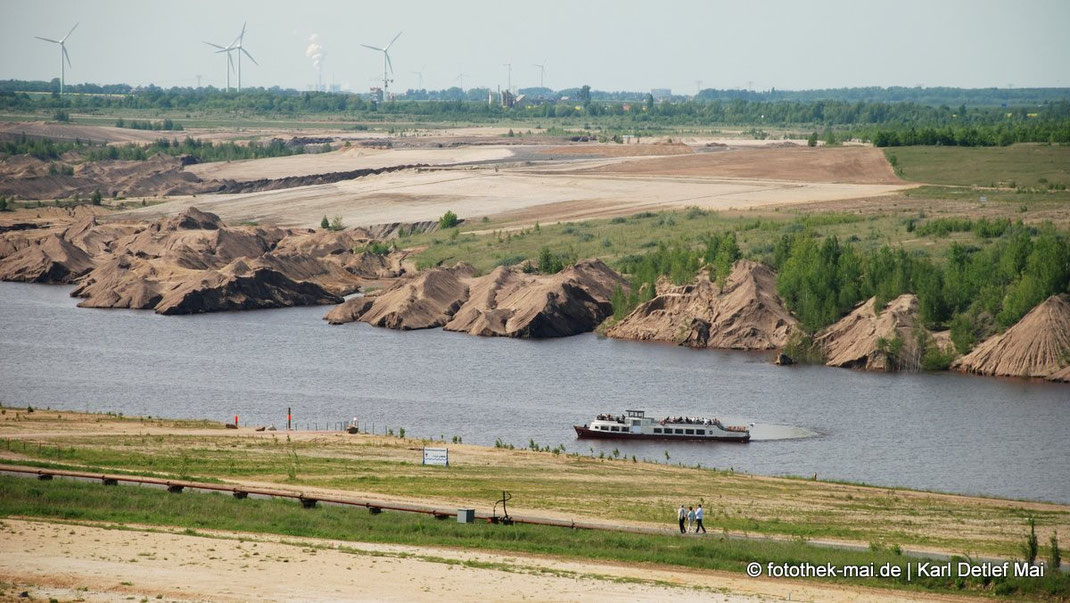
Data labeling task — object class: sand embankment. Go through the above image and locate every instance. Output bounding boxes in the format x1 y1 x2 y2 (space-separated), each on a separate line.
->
326 259 627 338
607 260 798 350
954 294 1070 380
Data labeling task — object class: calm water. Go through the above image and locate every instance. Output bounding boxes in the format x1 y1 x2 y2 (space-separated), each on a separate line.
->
1 282 1067 503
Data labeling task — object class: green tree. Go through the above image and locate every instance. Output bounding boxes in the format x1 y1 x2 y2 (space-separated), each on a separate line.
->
1024 518 1038 564
0 195 8 212
807 131 818 147
1050 531 1061 571
91 189 103 206
320 215 330 229
438 209 459 229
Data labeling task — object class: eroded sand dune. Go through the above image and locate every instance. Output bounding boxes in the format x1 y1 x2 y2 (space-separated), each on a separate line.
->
816 294 936 371
326 259 626 338
606 260 799 350
954 294 1070 380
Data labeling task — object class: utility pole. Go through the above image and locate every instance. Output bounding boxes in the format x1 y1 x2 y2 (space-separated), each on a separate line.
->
503 63 512 94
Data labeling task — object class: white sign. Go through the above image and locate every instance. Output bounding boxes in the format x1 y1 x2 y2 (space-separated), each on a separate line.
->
422 447 449 466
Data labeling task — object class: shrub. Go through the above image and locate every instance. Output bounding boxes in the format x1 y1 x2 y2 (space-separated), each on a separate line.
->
438 210 459 229
320 215 330 229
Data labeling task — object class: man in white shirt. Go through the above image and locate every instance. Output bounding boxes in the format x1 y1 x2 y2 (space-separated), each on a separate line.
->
695 504 707 533
677 505 687 533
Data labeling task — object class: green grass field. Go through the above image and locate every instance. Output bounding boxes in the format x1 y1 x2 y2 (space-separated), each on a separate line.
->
886 145 1070 188
2 475 1066 599
3 411 1068 560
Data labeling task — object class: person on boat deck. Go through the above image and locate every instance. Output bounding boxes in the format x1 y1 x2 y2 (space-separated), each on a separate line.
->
677 505 687 534
695 504 707 533
687 506 696 532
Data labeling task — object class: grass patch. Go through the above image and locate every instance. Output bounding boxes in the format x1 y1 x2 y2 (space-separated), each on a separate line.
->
887 145 1070 188
2 420 1068 559
2 475 1065 599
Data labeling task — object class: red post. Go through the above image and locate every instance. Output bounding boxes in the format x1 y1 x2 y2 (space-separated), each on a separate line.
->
234 415 238 428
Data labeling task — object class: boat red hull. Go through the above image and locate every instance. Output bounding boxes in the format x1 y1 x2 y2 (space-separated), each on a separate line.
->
573 425 750 442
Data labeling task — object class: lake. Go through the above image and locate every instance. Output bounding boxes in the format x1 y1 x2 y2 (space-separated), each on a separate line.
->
1 282 1067 503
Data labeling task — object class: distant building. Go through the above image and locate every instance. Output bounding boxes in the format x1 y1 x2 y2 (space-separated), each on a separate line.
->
650 88 672 99
501 89 517 108
369 87 384 104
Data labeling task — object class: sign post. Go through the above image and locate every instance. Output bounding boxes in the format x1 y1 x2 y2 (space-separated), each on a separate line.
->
422 447 449 467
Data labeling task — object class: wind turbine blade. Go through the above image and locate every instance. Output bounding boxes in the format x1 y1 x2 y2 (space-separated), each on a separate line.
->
227 53 235 74
241 47 258 66
240 21 247 38
36 36 60 43
63 46 71 68
385 52 393 74
216 48 232 54
360 44 383 52
62 23 78 43
385 31 402 51
204 41 226 49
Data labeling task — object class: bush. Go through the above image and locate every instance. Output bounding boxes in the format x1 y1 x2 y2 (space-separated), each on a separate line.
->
320 215 330 229
438 210 459 229
537 246 576 274
0 195 8 212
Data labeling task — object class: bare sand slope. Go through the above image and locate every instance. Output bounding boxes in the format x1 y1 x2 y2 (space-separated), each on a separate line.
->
0 121 172 144
116 167 911 229
187 146 516 181
0 519 944 602
587 146 902 184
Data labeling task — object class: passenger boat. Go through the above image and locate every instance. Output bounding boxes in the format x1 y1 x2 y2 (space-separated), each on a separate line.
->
574 409 751 442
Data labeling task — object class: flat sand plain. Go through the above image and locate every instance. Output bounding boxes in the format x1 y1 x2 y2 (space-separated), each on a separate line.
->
117 145 911 228
186 145 516 181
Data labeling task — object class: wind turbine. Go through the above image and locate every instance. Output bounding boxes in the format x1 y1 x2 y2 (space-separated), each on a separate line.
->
532 61 546 89
203 38 235 92
502 62 512 94
35 23 78 95
204 23 257 92
361 32 401 97
410 70 423 90
455 72 468 93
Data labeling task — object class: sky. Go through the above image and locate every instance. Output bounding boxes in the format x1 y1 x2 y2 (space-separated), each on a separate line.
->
1 0 1068 93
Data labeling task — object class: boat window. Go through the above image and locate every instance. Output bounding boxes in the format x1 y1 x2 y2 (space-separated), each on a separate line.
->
696 430 705 435
653 428 661 434
675 429 684 434
611 426 620 432
685 429 694 435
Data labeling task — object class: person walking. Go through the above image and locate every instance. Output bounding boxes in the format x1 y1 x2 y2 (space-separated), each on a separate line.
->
687 506 696 532
677 504 687 533
695 504 707 534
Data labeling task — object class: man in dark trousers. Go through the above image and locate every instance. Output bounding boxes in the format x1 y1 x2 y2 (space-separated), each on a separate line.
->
695 504 707 534
677 504 687 533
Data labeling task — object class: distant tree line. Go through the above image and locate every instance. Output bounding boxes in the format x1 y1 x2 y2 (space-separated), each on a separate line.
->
3 79 1065 107
0 132 298 164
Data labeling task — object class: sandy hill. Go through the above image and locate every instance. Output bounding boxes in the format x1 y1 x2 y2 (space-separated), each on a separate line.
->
815 294 935 371
326 259 626 339
606 260 798 350
953 294 1070 380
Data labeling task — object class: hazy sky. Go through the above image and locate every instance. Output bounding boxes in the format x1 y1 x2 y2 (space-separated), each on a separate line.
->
2 0 1068 93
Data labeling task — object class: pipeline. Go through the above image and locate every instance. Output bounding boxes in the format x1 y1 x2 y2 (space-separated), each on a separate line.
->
0 465 600 529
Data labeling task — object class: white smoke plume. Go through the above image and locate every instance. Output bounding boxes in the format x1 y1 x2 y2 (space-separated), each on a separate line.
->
305 34 325 69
